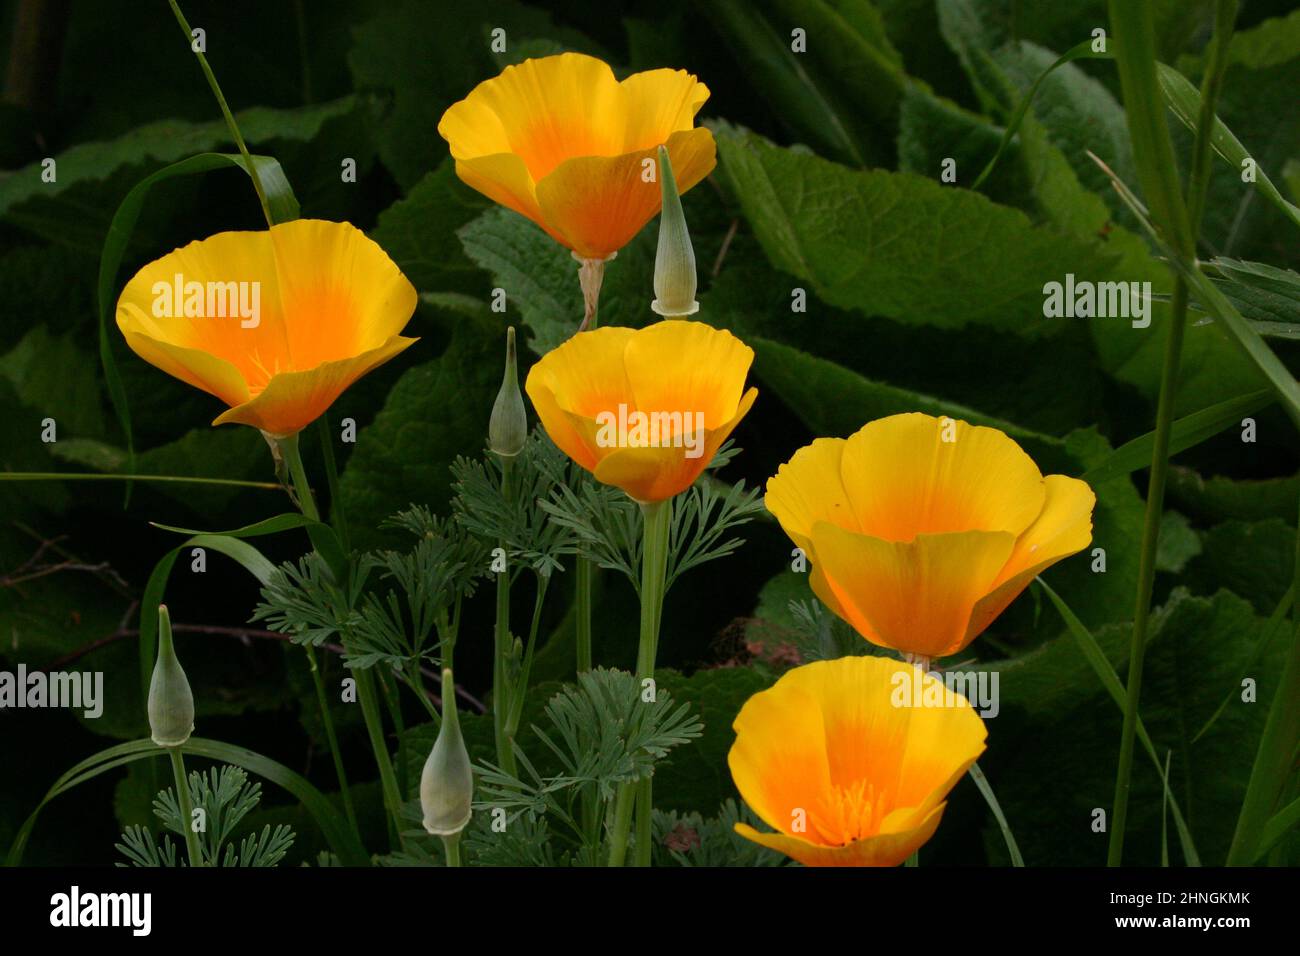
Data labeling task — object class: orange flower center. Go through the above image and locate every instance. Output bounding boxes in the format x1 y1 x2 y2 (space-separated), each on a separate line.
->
808 778 895 847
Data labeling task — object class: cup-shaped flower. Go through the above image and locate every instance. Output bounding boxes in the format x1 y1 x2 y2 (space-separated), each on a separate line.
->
766 413 1095 659
438 52 716 261
524 320 757 503
148 605 194 749
729 655 987 867
116 219 418 438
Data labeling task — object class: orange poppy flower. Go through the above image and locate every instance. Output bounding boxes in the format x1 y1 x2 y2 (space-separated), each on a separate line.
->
766 413 1095 659
729 655 988 867
437 52 716 261
116 219 417 438
524 320 757 503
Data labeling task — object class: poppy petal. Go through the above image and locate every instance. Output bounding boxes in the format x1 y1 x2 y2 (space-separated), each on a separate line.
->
811 523 1016 657
535 127 716 259
214 334 417 436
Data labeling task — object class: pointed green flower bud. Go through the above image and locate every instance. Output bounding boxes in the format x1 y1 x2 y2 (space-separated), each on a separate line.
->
420 668 473 837
651 145 699 318
147 605 194 748
488 326 527 458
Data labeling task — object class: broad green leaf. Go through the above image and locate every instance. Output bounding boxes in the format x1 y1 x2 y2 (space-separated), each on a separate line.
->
1169 467 1300 524
370 159 490 295
0 98 353 247
714 125 1118 334
986 587 1281 864
1185 520 1295 615
748 336 1063 462
1036 580 1200 865
456 206 657 353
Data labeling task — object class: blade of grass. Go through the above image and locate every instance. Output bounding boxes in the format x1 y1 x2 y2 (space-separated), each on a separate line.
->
1103 0 1234 867
969 762 1024 866
1082 389 1273 485
1038 578 1201 865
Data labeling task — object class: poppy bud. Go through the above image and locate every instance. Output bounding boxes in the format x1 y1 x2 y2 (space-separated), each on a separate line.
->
420 669 473 838
651 145 699 318
488 327 527 458
147 605 194 749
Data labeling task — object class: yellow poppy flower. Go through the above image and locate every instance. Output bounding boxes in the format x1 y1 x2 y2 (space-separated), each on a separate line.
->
766 413 1095 659
437 52 716 261
116 219 418 438
524 320 757 503
729 655 987 867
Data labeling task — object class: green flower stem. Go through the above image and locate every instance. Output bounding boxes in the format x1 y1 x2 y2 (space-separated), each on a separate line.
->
166 0 273 228
356 667 405 850
1227 492 1300 864
493 457 517 777
305 644 358 834
1104 0 1232 866
504 573 550 743
406 661 442 725
607 498 673 867
317 415 350 551
281 433 320 522
442 832 462 867
606 782 636 868
279 431 362 840
576 556 594 673
169 748 203 867
379 669 409 805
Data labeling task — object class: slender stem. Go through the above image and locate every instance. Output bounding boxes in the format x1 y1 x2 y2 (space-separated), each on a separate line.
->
606 783 636 867
576 556 594 673
305 644 358 834
442 832 462 867
166 0 273 228
505 573 549 741
575 555 596 844
0 472 278 489
493 457 516 777
281 433 320 522
169 749 203 867
317 414 350 551
357 667 404 851
279 431 364 844
1104 0 1234 866
1109 279 1188 866
608 498 673 867
405 660 442 725
379 669 409 806
1227 492 1300 864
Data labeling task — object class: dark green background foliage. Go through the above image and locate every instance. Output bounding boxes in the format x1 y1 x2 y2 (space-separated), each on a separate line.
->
1 0 1297 865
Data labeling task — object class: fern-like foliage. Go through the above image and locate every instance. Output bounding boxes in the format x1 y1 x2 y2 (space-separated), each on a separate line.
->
475 668 702 848
116 765 296 867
